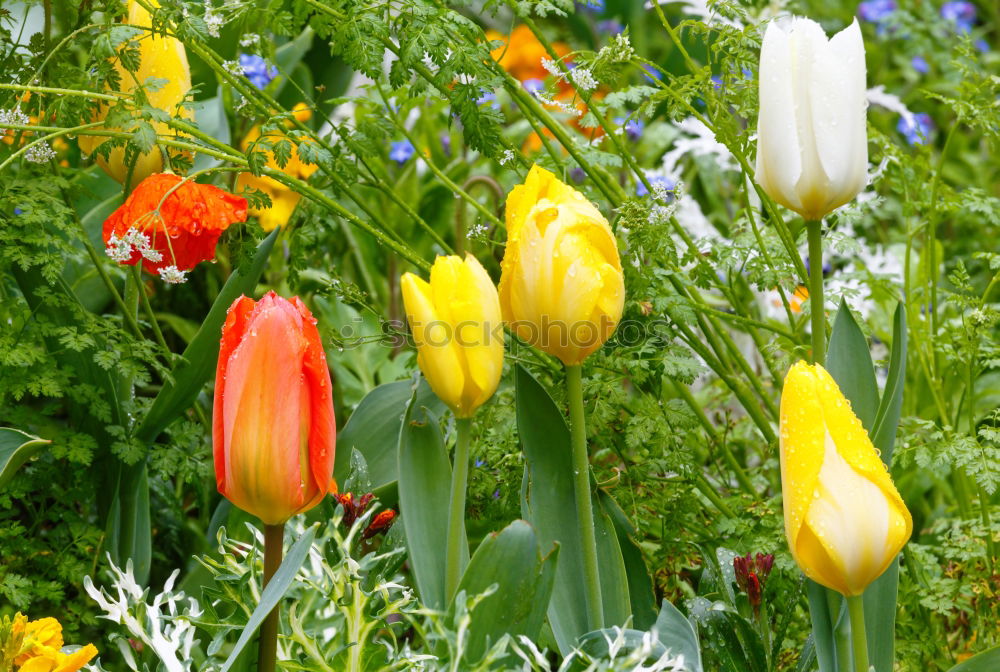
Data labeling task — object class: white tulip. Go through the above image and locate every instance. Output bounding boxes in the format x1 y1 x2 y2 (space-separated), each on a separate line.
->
755 17 868 221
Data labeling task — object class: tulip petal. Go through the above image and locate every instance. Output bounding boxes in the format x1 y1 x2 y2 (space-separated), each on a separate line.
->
457 254 504 411
214 295 258 497
810 19 867 213
756 20 803 213
401 272 466 413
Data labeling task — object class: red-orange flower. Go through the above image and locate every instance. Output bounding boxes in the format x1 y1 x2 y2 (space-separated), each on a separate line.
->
213 291 336 525
103 173 247 280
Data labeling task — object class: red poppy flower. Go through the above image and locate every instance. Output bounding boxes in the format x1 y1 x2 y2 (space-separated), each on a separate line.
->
103 173 247 279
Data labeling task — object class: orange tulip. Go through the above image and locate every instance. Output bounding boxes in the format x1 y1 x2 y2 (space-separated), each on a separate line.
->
213 291 336 525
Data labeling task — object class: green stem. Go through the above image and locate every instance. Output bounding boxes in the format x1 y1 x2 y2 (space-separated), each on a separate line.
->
566 364 604 631
258 523 285 672
806 220 826 366
445 417 472 602
847 594 870 672
130 265 170 355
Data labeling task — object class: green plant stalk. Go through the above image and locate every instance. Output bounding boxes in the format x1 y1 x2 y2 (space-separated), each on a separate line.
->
445 417 473 601
258 523 285 672
130 265 170 354
806 221 826 366
566 364 604 631
847 595 870 672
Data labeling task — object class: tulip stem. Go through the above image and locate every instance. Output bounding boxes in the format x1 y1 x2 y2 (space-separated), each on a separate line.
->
846 595 870 672
806 220 826 366
566 364 605 632
445 417 473 602
258 523 284 672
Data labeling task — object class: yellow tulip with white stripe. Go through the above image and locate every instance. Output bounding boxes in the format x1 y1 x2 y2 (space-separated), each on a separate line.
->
780 362 912 596
498 164 624 366
401 254 504 418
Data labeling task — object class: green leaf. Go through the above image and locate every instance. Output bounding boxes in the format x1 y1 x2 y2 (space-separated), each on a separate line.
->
515 364 631 655
220 525 318 672
453 520 558 663
599 491 658 631
826 298 878 430
136 228 279 445
0 428 50 490
397 396 466 610
947 646 1000 671
104 462 152 585
652 599 702 672
334 377 445 493
871 303 907 465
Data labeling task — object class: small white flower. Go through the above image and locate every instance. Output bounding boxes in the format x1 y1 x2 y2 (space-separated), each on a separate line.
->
541 58 562 77
203 2 224 38
24 141 57 164
123 227 152 251
601 33 635 62
467 222 488 239
570 67 598 92
105 234 134 263
158 265 188 284
498 148 515 166
239 33 260 47
141 246 164 263
0 108 30 126
222 59 243 77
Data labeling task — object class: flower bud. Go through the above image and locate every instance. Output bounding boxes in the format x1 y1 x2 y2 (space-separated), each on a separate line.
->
755 18 868 221
79 0 192 187
499 164 624 365
401 254 504 418
213 292 336 525
780 362 911 596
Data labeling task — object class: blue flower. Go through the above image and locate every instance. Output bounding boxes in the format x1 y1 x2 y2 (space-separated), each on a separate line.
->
975 39 990 52
477 91 500 110
636 174 676 198
13 207 23 215
711 75 723 90
615 117 643 141
440 132 451 157
858 0 896 23
570 167 586 184
474 458 486 468
239 53 278 90
389 140 415 164
522 78 545 95
577 0 604 11
941 1 976 33
642 64 663 84
897 113 934 145
596 20 623 35
911 55 930 74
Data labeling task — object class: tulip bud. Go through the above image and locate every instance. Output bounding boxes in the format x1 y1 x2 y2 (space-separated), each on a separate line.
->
499 164 624 366
755 18 868 221
780 362 911 596
213 291 336 525
401 254 504 418
79 0 192 187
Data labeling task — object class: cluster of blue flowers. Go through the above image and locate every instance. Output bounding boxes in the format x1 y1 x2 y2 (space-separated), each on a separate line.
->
898 113 935 146
389 140 415 165
239 53 278 90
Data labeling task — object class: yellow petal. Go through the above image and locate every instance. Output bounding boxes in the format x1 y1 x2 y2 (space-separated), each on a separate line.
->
779 362 912 596
401 271 465 414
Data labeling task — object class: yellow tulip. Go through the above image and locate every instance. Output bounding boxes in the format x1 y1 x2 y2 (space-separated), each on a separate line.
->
235 103 318 231
498 164 624 366
78 0 192 187
401 254 504 418
780 362 912 596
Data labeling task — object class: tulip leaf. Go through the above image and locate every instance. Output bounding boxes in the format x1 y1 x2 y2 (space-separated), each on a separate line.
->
599 490 658 631
871 303 907 465
577 599 702 671
219 524 317 672
136 228 279 444
826 298 879 430
946 646 1000 671
0 428 51 490
453 519 559 664
397 395 467 610
652 599 703 672
515 364 631 655
104 461 152 586
334 376 445 493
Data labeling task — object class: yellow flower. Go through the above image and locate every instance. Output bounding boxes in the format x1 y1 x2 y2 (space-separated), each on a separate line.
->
235 103 318 231
18 644 98 672
6 615 98 672
401 254 504 418
78 0 192 188
498 164 624 366
780 362 912 596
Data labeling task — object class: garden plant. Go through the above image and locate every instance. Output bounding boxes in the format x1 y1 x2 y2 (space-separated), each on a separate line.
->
0 0 998 670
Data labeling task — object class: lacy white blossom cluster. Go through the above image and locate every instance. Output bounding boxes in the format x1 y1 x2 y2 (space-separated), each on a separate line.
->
24 141 57 164
239 33 260 47
105 227 163 264
158 265 188 284
222 59 243 77
599 33 635 62
84 558 202 672
499 149 515 166
570 68 598 92
203 1 225 38
0 108 30 126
